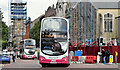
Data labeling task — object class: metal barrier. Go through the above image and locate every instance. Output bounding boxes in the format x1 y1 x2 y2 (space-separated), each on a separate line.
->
85 56 97 63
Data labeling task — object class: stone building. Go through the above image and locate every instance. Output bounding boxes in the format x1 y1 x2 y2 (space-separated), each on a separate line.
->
97 2 120 45
69 2 97 43
56 0 68 17
45 5 56 17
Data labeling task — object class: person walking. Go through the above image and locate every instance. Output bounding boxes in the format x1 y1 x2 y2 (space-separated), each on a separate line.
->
12 51 16 62
105 49 108 63
107 50 111 63
102 49 106 64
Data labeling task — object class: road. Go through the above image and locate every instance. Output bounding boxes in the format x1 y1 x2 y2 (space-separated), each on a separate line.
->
2 58 40 68
0 57 119 70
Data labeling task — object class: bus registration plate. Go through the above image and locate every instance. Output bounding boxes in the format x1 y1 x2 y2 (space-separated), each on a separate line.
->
50 61 57 64
50 60 57 64
28 56 32 58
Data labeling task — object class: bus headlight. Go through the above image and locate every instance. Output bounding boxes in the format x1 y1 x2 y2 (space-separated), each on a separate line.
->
41 58 43 60
24 55 28 58
40 56 45 61
62 56 68 61
65 59 66 61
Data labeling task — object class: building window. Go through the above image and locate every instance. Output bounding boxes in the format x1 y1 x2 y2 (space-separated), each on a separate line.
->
104 21 107 32
110 20 112 32
104 13 113 32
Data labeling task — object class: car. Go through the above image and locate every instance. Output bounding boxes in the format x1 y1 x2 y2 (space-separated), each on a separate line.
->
0 53 11 63
2 49 8 54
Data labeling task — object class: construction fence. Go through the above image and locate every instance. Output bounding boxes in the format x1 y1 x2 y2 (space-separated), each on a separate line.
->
69 41 120 63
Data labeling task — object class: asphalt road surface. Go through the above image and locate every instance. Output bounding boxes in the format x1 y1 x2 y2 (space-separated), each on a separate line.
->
0 57 119 70
2 58 40 68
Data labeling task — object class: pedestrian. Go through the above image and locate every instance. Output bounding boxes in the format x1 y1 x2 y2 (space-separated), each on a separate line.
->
102 49 106 64
107 50 111 63
12 51 16 62
105 49 108 64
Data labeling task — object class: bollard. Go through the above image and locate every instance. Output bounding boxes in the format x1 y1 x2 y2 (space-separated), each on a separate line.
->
115 51 118 64
109 55 113 64
69 51 74 64
97 52 101 64
97 55 100 64
78 56 81 64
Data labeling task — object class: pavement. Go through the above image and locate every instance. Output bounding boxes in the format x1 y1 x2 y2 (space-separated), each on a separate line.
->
68 63 118 68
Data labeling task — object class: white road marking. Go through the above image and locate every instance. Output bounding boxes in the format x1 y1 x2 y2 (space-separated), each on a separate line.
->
0 64 4 66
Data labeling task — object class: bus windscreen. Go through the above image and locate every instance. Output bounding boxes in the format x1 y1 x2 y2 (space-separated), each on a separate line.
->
41 18 68 56
24 40 35 46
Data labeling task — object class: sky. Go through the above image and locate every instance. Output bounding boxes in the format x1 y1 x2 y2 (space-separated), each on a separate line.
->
0 0 120 26
0 0 57 26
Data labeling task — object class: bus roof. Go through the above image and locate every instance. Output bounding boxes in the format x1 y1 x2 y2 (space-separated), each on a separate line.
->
24 39 35 41
41 17 69 23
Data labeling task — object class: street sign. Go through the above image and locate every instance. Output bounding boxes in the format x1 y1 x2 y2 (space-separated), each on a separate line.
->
75 51 82 56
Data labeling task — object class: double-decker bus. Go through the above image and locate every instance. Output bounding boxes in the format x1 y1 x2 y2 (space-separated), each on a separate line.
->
39 17 70 67
19 39 36 59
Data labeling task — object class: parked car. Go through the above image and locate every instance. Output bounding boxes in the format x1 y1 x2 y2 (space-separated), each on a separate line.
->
0 53 11 63
2 49 8 54
2 50 11 55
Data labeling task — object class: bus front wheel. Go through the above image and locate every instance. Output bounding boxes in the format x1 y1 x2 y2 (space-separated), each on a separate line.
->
41 64 47 67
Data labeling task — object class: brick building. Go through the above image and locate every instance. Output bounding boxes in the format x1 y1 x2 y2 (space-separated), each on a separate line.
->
45 5 56 17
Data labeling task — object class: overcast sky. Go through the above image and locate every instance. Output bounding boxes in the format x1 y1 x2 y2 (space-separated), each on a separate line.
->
0 0 120 26
0 0 57 26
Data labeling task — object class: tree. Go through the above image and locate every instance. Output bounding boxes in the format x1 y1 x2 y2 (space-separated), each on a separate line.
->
30 21 41 47
1 22 9 49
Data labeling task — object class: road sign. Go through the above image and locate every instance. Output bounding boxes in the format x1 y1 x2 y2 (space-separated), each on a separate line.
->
75 51 82 56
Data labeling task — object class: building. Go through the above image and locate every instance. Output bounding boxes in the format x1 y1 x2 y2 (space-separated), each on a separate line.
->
10 0 27 46
31 15 45 29
69 2 97 43
45 5 56 17
23 17 31 39
25 14 45 39
97 2 120 45
56 0 67 17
